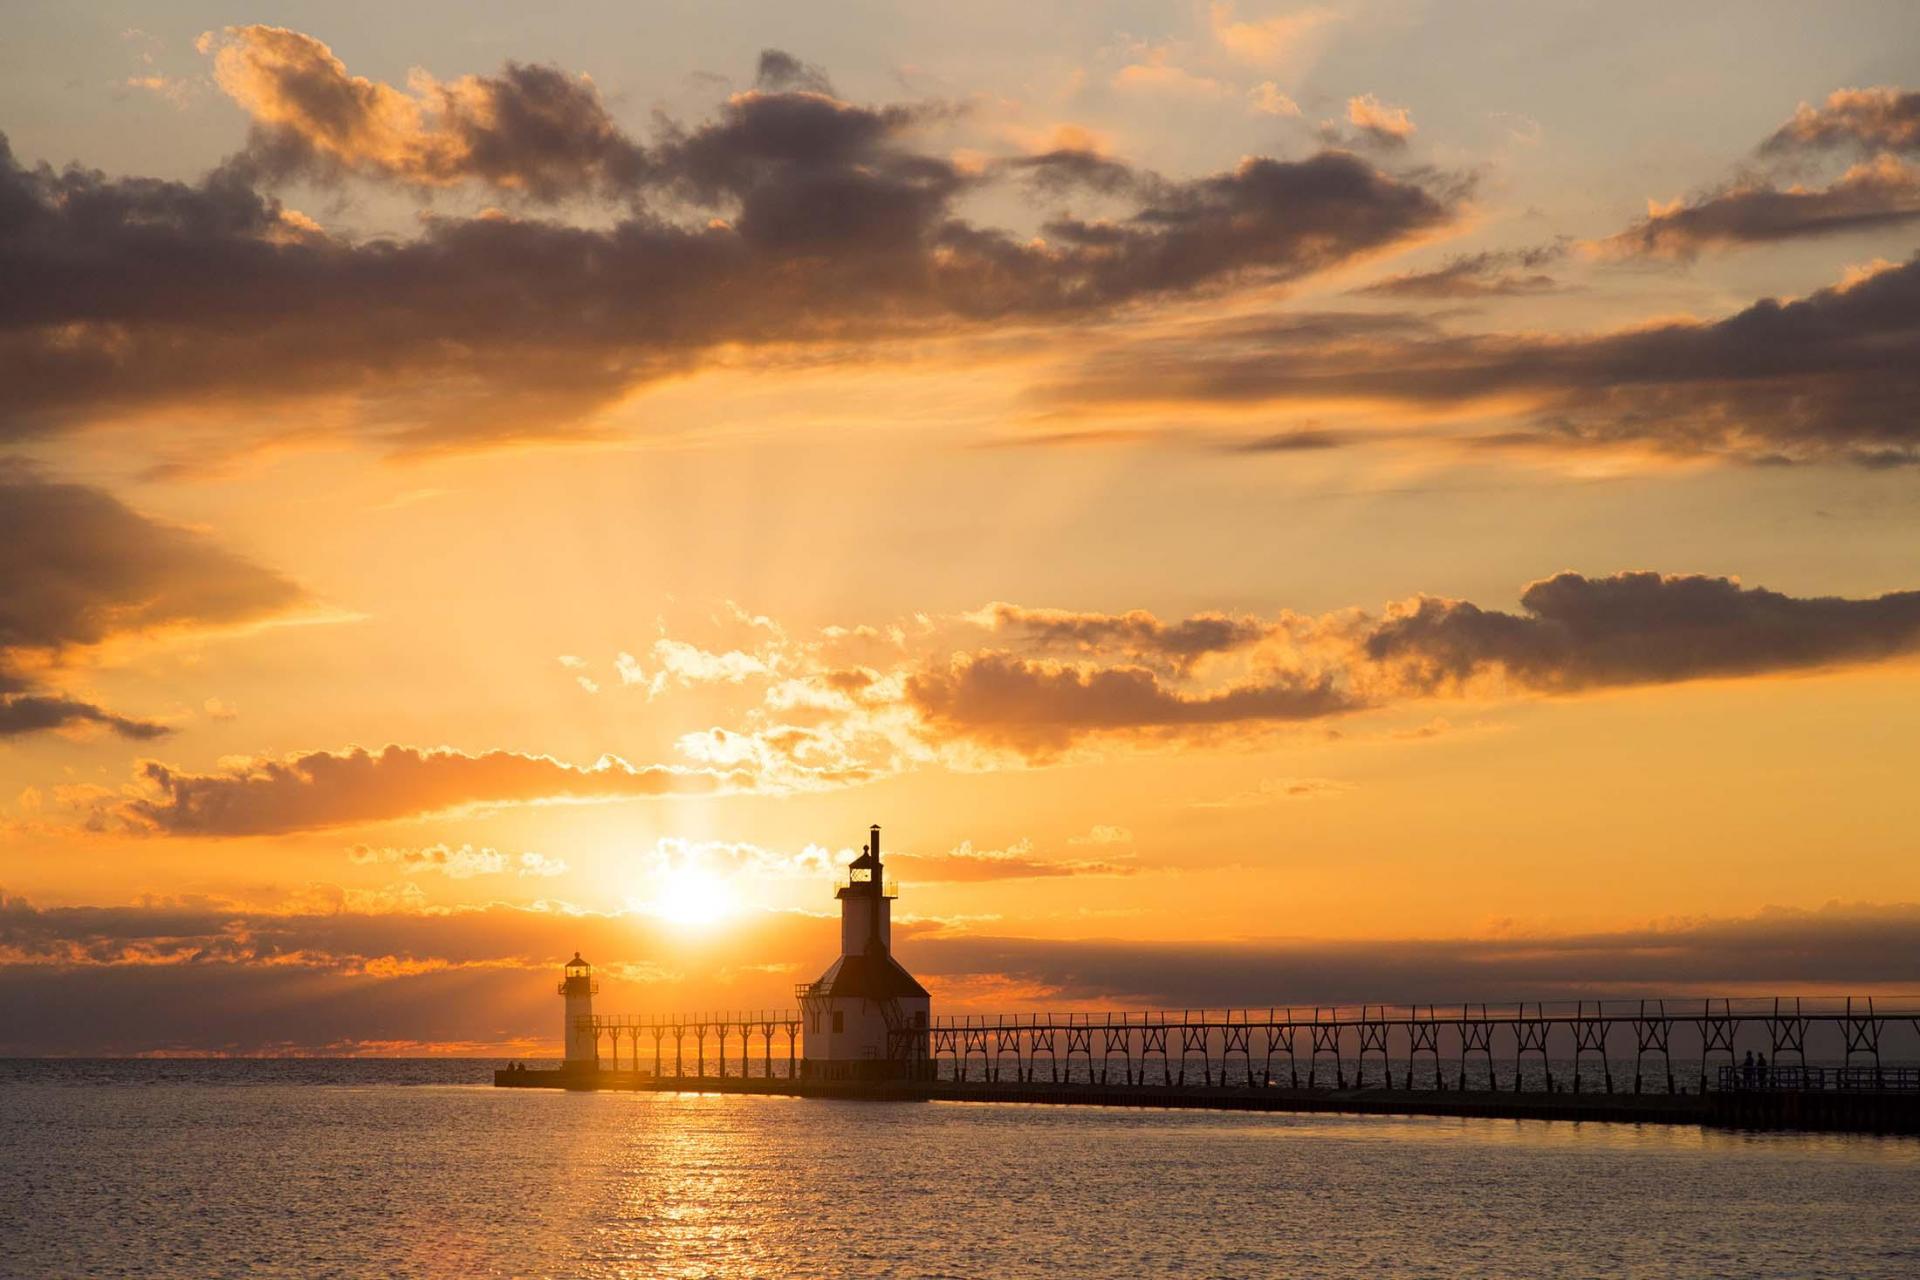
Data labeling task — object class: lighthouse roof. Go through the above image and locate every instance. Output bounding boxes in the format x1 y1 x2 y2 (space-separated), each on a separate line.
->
809 951 929 1001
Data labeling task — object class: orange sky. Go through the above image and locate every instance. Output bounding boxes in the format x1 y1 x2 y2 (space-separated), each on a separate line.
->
4 2 1920 1053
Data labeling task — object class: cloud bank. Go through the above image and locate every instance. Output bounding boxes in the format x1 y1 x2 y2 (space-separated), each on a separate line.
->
1048 254 1920 466
0 35 1457 455
0 464 304 738
111 745 749 836
4 890 1915 1053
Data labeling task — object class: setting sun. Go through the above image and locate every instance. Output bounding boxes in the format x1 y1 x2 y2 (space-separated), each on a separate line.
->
648 867 738 930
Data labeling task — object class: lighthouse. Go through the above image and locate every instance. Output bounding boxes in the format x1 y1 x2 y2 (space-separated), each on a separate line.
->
797 825 931 1080
557 952 598 1068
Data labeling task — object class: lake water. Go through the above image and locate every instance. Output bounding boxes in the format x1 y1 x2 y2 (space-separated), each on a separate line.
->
3 1060 1917 1278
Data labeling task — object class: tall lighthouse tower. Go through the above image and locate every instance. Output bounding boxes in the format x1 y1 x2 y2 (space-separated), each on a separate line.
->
557 952 598 1069
797 825 931 1080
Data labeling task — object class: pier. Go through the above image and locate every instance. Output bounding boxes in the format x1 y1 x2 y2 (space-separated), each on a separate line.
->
497 995 1920 1133
506 831 1918 1132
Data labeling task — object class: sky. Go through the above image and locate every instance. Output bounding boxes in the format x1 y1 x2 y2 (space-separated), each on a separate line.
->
3 0 1920 1055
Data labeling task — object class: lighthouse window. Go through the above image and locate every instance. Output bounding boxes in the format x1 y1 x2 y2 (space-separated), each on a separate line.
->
832 1011 845 1033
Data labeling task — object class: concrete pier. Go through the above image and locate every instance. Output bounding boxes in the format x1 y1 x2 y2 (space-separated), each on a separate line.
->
495 1066 1920 1132
495 1067 1711 1126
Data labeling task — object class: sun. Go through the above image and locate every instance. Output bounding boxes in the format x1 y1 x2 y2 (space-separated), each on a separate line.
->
652 866 737 929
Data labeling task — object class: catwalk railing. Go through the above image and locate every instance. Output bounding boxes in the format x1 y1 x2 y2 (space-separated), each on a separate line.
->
578 997 1920 1093
581 1010 802 1079
1716 1064 1920 1092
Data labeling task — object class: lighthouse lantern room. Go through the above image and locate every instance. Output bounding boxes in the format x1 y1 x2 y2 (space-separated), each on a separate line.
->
798 825 931 1080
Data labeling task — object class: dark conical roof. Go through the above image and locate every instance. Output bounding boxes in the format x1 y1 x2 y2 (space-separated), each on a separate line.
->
810 951 930 1000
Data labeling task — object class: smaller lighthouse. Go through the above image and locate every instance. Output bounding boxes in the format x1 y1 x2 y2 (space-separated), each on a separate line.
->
557 952 598 1068
797 825 931 1080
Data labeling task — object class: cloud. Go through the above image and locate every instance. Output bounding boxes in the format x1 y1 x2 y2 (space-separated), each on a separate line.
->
911 902 1920 1007
1344 94 1416 147
892 570 1920 755
124 74 196 109
5 887 1916 1053
0 463 304 738
0 464 304 652
208 26 649 200
1045 253 1920 466
905 651 1362 755
1596 88 1920 259
1067 824 1133 846
348 843 569 879
1248 82 1302 118
638 835 834 882
565 571 1920 767
1598 156 1920 259
889 837 1134 882
1363 570 1920 693
106 745 750 837
1110 51 1232 100
0 692 167 740
977 601 1268 673
753 49 833 96
0 47 1456 454
1357 246 1566 298
0 890 847 1053
1003 147 1142 197
1761 87 1920 157
1209 4 1335 67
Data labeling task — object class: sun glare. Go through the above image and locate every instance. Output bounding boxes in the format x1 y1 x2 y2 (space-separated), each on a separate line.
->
652 867 736 929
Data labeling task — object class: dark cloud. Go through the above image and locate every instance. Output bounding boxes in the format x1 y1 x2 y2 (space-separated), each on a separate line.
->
0 892 842 1053
898 571 1920 755
913 904 1920 1007
0 464 303 651
0 464 303 738
211 26 650 200
0 52 1454 454
109 745 752 837
982 602 1269 673
1598 157 1920 259
1228 429 1351 452
1761 87 1920 157
1003 147 1145 197
906 652 1362 755
0 693 167 740
753 49 834 97
1356 246 1565 298
6 890 1914 1053
1033 153 1455 303
1363 571 1920 692
1595 87 1920 259
1046 255 1920 466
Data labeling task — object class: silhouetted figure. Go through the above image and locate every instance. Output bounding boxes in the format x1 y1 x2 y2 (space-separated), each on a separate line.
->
1757 1052 1768 1089
1742 1050 1756 1089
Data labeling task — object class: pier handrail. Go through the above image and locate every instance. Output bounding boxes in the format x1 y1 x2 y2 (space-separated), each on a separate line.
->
576 995 1920 1034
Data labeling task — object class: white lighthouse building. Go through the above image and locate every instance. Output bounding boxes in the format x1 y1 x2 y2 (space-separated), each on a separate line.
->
558 952 598 1068
798 825 931 1080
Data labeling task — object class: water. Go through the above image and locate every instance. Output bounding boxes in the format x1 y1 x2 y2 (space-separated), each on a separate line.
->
3 1061 1917 1279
